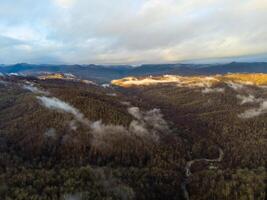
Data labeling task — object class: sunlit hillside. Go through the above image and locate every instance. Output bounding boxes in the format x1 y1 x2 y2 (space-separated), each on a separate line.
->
112 73 267 88
112 75 220 88
38 73 76 80
224 73 267 85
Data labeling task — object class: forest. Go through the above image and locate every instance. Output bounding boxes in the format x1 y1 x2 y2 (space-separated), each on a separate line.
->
0 74 266 200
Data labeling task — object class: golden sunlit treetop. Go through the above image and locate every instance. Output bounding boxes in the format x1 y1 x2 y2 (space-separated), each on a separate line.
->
112 73 267 88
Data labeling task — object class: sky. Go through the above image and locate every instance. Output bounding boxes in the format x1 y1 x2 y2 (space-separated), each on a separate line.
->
0 0 267 64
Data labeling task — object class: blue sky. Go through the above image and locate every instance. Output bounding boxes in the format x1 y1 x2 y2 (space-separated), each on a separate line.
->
0 0 267 64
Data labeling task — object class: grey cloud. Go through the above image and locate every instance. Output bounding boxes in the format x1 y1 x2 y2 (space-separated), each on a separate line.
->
2 1 266 64
50 0 267 63
0 35 24 47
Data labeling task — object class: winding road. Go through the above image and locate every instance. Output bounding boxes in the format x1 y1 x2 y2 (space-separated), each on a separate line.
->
181 147 224 200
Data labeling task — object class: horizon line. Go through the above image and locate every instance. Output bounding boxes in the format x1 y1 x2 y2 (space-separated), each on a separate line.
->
1 61 267 67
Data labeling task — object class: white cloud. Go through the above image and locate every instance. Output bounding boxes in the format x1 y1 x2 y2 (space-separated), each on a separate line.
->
53 0 75 9
128 107 143 120
36 96 169 143
44 128 57 139
15 45 32 52
1 26 39 41
202 87 225 94
22 84 49 95
37 96 89 124
236 94 262 105
238 101 267 119
226 81 244 90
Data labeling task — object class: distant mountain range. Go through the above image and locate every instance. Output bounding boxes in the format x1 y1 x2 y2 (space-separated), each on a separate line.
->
1 62 267 83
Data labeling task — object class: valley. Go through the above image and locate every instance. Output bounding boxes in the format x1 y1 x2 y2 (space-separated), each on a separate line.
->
0 73 266 200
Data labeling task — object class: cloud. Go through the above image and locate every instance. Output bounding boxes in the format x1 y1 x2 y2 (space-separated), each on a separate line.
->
128 107 143 120
226 81 244 90
237 91 267 118
37 96 89 125
69 120 78 131
90 106 170 143
22 83 49 95
63 194 81 200
144 108 170 133
236 94 262 105
128 120 149 137
202 87 225 94
238 101 267 119
53 0 75 9
90 121 131 149
36 96 170 144
106 93 117 97
120 101 131 106
44 128 57 139
0 0 267 64
0 35 24 47
127 106 170 139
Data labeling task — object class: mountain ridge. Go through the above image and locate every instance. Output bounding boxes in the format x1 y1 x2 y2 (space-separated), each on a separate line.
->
1 62 267 83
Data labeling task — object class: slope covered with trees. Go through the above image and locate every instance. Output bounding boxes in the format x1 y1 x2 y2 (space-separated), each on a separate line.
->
0 75 188 200
0 74 266 199
113 74 267 200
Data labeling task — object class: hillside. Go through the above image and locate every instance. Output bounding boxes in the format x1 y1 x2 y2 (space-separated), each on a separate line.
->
0 74 187 200
0 73 266 200
112 73 267 87
113 73 267 200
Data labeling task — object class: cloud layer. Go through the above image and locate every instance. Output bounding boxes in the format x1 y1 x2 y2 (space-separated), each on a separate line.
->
1 0 267 64
35 93 170 146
